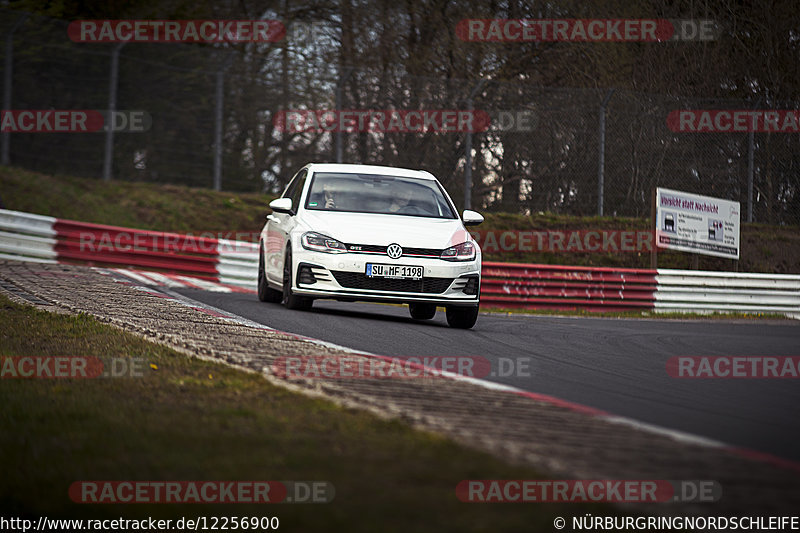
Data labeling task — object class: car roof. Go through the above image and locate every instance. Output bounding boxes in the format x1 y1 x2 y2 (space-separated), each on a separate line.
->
303 163 437 181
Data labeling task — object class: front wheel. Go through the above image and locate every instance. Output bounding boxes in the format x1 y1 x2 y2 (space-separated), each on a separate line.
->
282 247 313 311
409 303 437 320
445 305 479 329
258 247 282 303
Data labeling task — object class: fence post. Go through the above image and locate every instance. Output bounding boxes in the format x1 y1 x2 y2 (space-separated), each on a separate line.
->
650 188 657 269
596 89 615 216
464 80 486 211
1 14 28 166
214 52 235 191
746 98 760 223
102 43 124 181
746 128 755 223
335 67 353 163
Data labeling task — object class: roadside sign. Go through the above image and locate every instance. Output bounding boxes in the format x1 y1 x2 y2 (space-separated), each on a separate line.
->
655 187 740 259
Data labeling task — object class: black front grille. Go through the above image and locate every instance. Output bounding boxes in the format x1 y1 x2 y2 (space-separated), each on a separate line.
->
346 243 385 253
331 271 453 294
462 275 479 295
405 247 443 257
345 244 443 258
297 264 317 285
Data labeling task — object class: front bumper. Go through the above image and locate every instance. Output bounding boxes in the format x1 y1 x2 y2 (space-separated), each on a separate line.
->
290 249 480 306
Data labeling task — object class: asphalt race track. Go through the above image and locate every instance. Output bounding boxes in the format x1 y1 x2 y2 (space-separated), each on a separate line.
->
177 288 800 463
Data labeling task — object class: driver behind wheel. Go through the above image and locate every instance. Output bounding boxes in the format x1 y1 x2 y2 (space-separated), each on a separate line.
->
388 185 415 213
323 182 338 209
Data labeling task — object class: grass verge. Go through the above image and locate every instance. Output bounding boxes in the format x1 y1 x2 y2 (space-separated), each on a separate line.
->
0 166 268 234
0 294 614 532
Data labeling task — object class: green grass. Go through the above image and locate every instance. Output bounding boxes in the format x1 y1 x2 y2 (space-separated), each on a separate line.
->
477 212 800 272
0 166 268 235
0 294 614 531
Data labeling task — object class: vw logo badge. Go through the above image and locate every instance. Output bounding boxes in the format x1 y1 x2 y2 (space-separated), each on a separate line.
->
387 244 403 259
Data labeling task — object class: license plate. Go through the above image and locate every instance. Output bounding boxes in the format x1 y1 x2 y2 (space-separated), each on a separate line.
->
366 263 423 280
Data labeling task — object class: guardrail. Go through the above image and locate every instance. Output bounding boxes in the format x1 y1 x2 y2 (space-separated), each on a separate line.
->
1 208 798 317
0 210 57 263
481 261 657 312
655 269 800 315
0 209 257 288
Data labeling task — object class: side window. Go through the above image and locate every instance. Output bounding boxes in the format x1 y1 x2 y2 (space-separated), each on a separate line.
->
289 170 308 212
282 169 307 211
282 169 303 199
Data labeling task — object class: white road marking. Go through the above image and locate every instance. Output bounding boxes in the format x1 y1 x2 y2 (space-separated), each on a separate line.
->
176 275 232 292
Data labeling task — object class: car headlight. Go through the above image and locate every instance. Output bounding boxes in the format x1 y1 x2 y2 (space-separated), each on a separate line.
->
301 232 348 254
440 241 476 261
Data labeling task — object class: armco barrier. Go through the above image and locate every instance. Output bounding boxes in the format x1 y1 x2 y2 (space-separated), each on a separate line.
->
0 210 58 263
655 269 800 315
0 209 257 288
1 208 798 317
481 261 658 312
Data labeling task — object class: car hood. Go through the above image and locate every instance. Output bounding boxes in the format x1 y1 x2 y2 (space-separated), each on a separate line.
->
297 211 473 249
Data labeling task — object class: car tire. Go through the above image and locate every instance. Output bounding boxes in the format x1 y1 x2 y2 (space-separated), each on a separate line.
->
282 247 313 310
258 246 282 303
409 303 437 320
445 304 479 329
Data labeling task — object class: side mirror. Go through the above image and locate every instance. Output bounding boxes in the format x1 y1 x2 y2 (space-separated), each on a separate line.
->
462 209 484 226
269 197 294 215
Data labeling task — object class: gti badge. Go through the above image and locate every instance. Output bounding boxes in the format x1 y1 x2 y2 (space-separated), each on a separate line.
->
387 244 403 259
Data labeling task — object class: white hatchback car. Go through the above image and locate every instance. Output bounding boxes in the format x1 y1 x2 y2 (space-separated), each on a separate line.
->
257 163 484 328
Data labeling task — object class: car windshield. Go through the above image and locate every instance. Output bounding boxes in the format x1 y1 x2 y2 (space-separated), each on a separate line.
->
305 172 457 219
